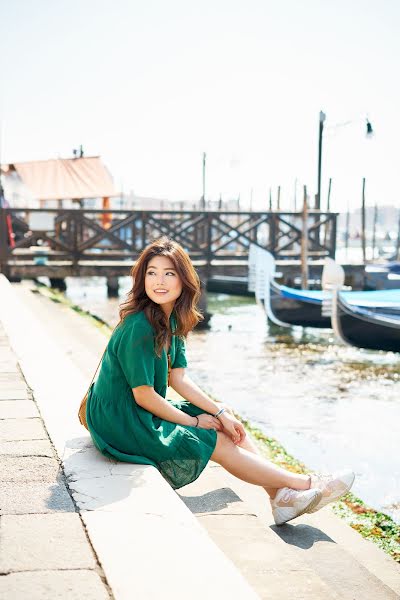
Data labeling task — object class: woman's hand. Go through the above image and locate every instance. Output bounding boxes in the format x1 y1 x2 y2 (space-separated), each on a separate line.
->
194 414 223 431
218 411 246 445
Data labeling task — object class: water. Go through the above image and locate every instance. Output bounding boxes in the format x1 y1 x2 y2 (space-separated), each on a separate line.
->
61 276 400 523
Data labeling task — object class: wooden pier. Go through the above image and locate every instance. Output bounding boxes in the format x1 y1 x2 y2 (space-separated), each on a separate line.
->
0 207 338 290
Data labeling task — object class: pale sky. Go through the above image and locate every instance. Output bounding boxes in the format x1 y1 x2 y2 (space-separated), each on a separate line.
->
1 0 399 211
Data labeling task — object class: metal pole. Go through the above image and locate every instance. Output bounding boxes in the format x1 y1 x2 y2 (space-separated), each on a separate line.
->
277 185 281 210
317 111 326 210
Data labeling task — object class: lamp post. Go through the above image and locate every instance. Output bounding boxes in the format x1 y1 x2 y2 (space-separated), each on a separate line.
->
316 111 326 210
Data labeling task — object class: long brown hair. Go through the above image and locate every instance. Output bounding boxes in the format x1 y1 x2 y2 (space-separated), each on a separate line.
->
119 236 204 356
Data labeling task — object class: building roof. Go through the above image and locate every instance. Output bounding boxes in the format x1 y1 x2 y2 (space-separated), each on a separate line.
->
1 156 118 200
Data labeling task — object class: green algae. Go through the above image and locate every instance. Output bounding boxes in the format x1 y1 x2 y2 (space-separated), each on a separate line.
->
32 281 113 337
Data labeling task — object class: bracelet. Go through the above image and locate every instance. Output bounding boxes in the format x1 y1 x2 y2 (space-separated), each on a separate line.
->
193 416 199 427
214 407 226 419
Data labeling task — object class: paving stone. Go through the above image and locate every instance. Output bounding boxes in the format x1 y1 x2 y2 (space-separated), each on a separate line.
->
0 439 54 456
0 388 30 400
0 400 39 418
0 360 19 373
0 348 17 363
0 481 75 514
0 417 47 441
0 513 97 572
0 455 60 482
0 570 110 600
0 373 26 386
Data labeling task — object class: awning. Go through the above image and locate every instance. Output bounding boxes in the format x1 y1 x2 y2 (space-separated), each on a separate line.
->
2 156 118 200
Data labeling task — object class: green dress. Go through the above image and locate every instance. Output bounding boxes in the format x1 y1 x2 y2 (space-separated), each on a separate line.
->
86 310 217 489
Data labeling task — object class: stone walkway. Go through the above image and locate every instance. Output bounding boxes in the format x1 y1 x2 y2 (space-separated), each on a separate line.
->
0 322 111 599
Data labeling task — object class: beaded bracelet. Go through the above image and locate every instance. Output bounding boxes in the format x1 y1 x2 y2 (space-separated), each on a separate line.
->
214 407 226 419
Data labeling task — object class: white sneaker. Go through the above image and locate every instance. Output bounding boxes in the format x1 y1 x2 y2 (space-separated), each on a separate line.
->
307 469 355 513
270 487 322 526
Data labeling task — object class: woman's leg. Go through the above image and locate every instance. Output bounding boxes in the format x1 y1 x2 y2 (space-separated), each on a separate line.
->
211 431 311 493
235 433 281 499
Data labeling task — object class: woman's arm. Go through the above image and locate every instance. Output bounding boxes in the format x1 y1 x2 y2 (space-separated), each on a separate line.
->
133 385 221 431
133 385 197 426
169 368 246 443
169 368 220 415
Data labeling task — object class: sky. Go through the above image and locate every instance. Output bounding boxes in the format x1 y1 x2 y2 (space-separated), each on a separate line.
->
1 0 399 211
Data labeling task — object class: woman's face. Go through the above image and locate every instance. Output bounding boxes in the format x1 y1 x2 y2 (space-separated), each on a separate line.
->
144 255 183 314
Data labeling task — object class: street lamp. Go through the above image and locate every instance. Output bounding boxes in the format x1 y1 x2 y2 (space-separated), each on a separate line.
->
316 111 373 211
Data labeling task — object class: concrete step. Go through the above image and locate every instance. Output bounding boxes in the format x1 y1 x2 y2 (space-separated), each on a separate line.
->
180 463 400 599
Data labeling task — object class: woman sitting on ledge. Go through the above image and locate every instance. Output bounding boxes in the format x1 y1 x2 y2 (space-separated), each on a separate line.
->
86 236 354 526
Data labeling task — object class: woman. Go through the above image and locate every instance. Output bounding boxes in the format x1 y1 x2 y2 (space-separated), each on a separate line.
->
86 236 355 526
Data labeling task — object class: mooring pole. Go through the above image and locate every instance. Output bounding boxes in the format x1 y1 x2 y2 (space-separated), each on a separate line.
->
372 203 378 260
301 185 309 289
361 177 366 263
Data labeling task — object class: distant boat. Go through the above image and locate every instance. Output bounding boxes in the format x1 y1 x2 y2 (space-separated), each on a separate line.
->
331 291 400 352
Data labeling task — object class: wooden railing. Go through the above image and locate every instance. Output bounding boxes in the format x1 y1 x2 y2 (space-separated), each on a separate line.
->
0 207 337 277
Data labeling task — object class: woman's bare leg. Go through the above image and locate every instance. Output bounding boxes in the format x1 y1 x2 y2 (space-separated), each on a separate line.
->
235 433 280 499
211 432 311 494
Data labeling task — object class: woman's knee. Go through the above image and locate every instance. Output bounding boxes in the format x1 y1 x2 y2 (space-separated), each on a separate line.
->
211 431 235 462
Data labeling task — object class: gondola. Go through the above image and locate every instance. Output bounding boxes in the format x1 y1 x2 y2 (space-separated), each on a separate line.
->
248 245 400 329
270 281 400 328
331 291 400 352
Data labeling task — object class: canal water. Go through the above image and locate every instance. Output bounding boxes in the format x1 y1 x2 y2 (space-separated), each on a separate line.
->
62 276 400 523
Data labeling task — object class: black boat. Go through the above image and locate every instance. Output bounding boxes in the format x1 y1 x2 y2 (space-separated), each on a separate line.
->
331 291 400 352
269 280 331 328
269 280 400 329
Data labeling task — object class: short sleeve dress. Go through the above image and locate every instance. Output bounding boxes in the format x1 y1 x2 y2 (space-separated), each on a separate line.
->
86 310 217 489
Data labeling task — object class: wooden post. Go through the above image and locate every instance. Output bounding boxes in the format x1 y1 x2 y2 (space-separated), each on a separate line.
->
361 177 366 263
277 186 281 210
301 186 309 289
324 177 333 247
372 203 378 260
345 203 350 258
0 207 10 278
327 178 332 211
396 209 400 261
